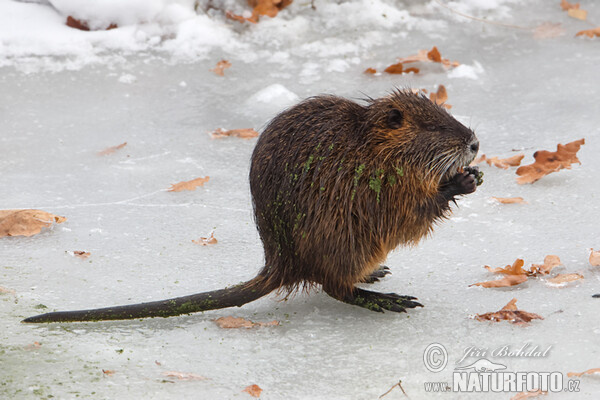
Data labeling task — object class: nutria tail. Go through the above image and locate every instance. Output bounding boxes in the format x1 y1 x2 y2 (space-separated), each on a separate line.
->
22 274 274 323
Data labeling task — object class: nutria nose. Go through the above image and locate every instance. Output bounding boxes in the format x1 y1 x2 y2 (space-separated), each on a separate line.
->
470 141 479 153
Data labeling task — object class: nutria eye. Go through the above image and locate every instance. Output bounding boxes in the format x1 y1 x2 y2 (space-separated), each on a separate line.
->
387 109 403 129
426 125 437 132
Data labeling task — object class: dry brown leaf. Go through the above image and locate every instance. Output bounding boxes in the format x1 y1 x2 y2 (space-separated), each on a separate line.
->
486 154 525 169
530 255 561 276
364 68 377 74
567 368 600 377
102 369 115 376
167 177 210 192
69 250 91 259
516 139 585 184
534 22 566 39
429 85 451 109
491 197 527 204
589 249 600 266
243 384 263 398
0 210 66 238
211 60 231 76
98 142 127 156
66 16 117 31
576 27 600 38
560 0 580 11
475 298 543 325
470 154 487 166
162 371 209 380
484 259 527 275
567 8 587 20
470 274 528 288
0 286 16 295
192 232 218 246
546 273 584 286
214 316 279 329
24 341 42 350
384 63 404 74
210 128 259 139
227 0 292 23
396 46 460 68
511 389 548 400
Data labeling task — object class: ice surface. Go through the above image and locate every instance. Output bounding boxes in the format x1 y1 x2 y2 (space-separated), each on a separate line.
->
1 0 600 399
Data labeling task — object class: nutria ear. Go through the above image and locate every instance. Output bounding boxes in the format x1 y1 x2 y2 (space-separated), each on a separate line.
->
387 109 403 129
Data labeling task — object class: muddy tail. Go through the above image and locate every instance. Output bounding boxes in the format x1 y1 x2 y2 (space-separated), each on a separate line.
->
22 274 275 323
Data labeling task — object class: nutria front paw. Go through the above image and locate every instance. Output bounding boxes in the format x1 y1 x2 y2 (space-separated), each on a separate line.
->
454 171 477 195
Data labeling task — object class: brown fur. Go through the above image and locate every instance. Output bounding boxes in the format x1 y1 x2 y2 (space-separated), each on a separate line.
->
250 89 478 299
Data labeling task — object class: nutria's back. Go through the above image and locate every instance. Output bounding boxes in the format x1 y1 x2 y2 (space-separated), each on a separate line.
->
250 90 479 298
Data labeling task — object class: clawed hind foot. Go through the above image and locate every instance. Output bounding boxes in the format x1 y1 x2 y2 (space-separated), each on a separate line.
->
326 287 423 313
361 265 391 283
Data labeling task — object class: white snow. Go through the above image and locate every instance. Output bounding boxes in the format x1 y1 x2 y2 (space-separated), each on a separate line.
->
2 0 600 399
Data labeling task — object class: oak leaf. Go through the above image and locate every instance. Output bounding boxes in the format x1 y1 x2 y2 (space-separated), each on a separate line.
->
560 0 580 11
167 177 209 192
214 316 279 329
516 139 584 184
396 46 460 68
546 273 584 286
227 0 292 23
567 8 587 20
0 210 66 238
470 154 487 166
162 371 209 380
491 197 527 204
429 85 451 109
511 389 548 400
590 249 600 266
576 27 600 38
484 259 527 275
475 298 543 325
470 274 528 288
211 60 231 76
243 384 263 398
567 368 600 377
486 154 524 169
530 255 561 275
210 128 259 139
192 232 218 246
98 142 127 156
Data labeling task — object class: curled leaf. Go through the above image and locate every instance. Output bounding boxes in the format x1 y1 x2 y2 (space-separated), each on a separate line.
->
98 142 127 156
546 273 584 286
590 249 600 266
516 139 585 184
491 197 527 204
211 60 231 76
210 128 259 139
486 154 524 169
576 27 600 38
475 298 543 325
243 384 263 398
429 85 451 109
484 259 527 275
470 274 528 288
0 210 66 238
530 255 561 276
167 177 210 192
192 232 218 246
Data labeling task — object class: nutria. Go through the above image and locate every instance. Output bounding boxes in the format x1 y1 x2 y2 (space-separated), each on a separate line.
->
23 89 480 323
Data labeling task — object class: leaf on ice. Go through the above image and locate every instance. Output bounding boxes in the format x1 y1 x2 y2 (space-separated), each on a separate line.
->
429 85 451 109
98 142 127 156
162 371 209 380
529 255 561 276
470 154 487 166
167 177 210 192
470 274 528 288
364 68 377 74
590 249 600 266
192 232 218 246
510 389 548 399
475 298 543 325
576 27 600 38
66 16 118 31
214 316 279 329
226 0 293 24
491 197 527 204
533 22 566 39
243 384 263 398
486 154 524 169
210 128 259 139
567 368 600 377
68 250 91 259
396 46 460 68
516 139 585 184
567 8 587 20
484 259 528 275
560 0 580 11
102 369 115 376
545 273 584 286
24 341 42 350
0 286 16 295
0 210 66 238
211 60 231 76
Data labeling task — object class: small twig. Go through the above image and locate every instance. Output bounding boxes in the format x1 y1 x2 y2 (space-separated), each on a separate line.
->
433 0 530 30
379 380 408 399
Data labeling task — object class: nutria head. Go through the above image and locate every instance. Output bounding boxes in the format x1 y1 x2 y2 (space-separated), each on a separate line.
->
366 90 479 182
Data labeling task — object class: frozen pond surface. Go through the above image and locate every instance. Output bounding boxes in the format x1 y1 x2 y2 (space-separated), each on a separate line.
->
1 0 600 399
